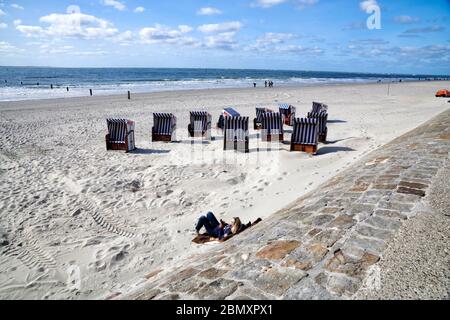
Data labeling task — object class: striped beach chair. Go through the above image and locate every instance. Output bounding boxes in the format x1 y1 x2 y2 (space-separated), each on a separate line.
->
152 113 176 142
307 111 328 142
188 111 212 139
254 107 273 130
261 112 284 142
311 102 328 113
105 119 136 152
290 118 319 155
218 107 240 129
224 116 249 153
279 104 296 126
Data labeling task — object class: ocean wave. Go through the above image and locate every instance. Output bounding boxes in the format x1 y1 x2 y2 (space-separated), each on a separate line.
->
1 66 443 102
0 77 411 101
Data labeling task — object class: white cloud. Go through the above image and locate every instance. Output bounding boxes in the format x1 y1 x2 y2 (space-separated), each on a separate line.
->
197 7 222 16
295 0 318 9
360 0 378 12
394 15 420 24
178 25 193 33
0 22 7 28
198 21 243 33
134 6 145 13
252 0 287 8
0 41 18 52
13 19 21 26
16 25 45 37
403 25 445 34
139 24 198 46
275 44 323 54
101 0 126 11
40 44 74 54
72 50 108 56
11 4 24 10
247 32 296 51
0 9 6 16
114 30 134 44
259 32 296 44
252 0 318 9
203 32 238 50
16 12 118 39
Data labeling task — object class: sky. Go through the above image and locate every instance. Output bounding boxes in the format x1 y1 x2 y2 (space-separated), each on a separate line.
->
0 0 449 74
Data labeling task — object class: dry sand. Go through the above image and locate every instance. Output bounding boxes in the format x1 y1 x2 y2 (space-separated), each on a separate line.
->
0 81 448 299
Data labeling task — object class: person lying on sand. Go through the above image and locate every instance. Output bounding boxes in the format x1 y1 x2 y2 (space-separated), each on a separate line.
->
195 212 242 241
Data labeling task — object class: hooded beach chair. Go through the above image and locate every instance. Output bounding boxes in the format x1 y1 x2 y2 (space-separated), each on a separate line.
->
279 104 296 126
188 111 212 139
260 112 284 142
254 107 273 130
105 119 136 152
217 107 240 129
223 116 249 153
311 102 328 113
290 118 319 155
307 111 328 142
152 113 176 142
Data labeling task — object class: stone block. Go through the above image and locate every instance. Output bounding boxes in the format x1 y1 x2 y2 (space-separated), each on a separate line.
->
194 278 242 300
328 215 356 230
198 268 229 280
282 244 329 271
253 267 308 297
305 214 335 226
355 225 394 241
256 240 301 260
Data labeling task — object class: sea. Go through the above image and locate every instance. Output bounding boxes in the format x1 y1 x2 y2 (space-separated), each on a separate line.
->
0 66 447 102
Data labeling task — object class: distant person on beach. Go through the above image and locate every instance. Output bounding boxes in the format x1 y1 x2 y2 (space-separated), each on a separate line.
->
195 212 242 241
253 83 257 88
265 81 268 87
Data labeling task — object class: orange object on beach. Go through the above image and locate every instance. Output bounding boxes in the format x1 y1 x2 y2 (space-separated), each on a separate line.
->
436 89 450 97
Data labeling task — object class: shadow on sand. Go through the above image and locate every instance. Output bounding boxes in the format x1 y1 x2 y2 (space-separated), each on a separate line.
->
327 120 347 124
317 146 355 155
131 148 171 155
178 140 211 145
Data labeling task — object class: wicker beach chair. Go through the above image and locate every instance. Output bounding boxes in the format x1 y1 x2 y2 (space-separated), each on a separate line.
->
188 111 212 139
290 118 319 155
279 103 296 126
254 107 273 130
152 113 176 142
307 111 328 142
260 112 284 142
311 102 328 113
223 116 249 153
105 119 136 152
217 107 240 129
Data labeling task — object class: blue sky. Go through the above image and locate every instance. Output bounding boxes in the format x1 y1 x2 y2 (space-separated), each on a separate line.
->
0 0 449 74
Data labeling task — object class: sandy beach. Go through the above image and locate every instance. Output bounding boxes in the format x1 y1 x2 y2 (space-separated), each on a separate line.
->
0 80 448 299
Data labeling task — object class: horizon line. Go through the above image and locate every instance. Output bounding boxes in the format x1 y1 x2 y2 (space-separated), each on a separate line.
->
0 65 449 78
